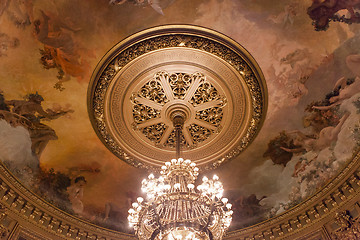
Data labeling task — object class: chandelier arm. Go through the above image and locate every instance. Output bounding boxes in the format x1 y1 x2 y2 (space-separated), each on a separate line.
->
150 203 163 240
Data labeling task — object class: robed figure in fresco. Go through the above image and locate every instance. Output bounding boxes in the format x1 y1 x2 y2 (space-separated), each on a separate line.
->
1 92 73 157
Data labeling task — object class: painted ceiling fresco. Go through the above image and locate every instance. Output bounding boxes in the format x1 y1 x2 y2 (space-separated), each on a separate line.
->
1 0 360 233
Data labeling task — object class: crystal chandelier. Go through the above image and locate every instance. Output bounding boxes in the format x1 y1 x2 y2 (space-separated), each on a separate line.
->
128 110 233 240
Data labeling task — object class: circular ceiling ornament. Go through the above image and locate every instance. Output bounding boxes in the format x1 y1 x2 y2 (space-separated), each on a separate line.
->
88 25 267 169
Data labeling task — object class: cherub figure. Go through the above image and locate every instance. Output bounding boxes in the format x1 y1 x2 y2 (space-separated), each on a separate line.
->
280 112 350 153
5 92 73 157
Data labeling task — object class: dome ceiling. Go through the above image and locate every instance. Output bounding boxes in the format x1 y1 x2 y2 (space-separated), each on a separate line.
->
0 0 360 235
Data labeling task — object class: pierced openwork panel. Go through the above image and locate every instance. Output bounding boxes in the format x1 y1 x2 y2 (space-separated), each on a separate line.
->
196 107 224 127
132 104 161 124
168 72 193 99
189 81 219 106
140 123 168 143
139 79 168 105
187 124 213 144
130 71 226 150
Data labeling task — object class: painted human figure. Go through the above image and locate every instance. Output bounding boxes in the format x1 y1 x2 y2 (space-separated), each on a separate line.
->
5 93 72 157
313 54 360 111
67 176 87 216
33 10 92 83
312 76 360 110
280 112 350 153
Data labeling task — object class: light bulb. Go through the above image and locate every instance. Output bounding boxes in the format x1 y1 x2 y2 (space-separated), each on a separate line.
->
213 175 219 180
221 198 228 204
171 159 177 164
132 202 139 208
202 176 209 182
137 197 144 203
187 184 194 189
148 173 154 179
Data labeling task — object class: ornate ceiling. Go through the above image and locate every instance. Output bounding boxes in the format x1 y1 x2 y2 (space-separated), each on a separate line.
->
0 0 360 239
87 25 267 169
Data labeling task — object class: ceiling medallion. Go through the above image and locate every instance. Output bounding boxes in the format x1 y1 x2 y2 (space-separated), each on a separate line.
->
88 25 267 169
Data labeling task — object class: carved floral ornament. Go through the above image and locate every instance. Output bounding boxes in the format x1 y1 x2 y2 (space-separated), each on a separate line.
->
331 210 360 240
131 71 226 149
87 25 268 169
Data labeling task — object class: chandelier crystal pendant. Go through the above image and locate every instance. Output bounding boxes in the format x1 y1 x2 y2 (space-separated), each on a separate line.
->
128 110 233 240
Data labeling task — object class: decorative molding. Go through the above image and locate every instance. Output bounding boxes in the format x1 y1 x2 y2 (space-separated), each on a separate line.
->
87 25 268 170
0 162 136 239
224 151 360 239
0 150 357 239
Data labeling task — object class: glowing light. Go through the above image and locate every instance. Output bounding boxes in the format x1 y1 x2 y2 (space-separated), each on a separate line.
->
128 158 232 240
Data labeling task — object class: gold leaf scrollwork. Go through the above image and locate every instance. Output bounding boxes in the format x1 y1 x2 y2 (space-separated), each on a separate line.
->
190 81 219 106
132 104 161 124
141 123 168 143
331 211 360 240
168 72 193 99
196 107 224 127
139 79 168 105
187 124 213 144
